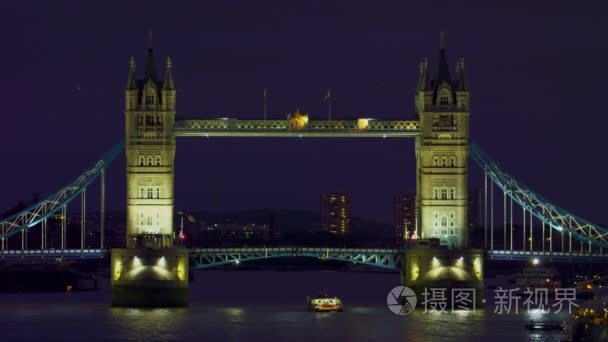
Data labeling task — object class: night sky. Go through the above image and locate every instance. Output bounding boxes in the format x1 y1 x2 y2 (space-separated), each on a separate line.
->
1 1 607 225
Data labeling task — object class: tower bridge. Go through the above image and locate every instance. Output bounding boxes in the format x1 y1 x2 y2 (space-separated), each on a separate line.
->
1 40 607 307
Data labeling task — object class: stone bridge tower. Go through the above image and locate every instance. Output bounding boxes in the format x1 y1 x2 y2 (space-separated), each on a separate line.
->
111 47 188 308
124 48 176 248
405 37 482 306
415 36 470 249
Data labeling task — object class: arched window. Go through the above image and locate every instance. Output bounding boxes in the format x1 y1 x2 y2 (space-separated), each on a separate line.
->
437 85 452 106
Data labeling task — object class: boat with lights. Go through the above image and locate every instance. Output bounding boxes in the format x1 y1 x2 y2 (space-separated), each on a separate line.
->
307 294 343 312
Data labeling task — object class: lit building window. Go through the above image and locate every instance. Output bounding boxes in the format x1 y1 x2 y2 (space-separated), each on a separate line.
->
432 187 456 200
432 210 456 232
146 95 154 105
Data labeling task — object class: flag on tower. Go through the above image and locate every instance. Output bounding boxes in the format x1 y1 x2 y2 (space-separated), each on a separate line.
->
322 88 332 103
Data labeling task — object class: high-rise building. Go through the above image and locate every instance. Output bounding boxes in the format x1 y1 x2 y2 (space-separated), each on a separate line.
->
321 193 350 234
394 193 416 241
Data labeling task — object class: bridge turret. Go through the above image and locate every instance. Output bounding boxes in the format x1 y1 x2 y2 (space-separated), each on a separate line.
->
415 33 471 249
161 57 176 111
125 57 138 111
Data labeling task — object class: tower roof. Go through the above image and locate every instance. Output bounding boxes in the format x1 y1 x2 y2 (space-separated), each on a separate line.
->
143 47 159 84
429 33 461 105
433 32 452 85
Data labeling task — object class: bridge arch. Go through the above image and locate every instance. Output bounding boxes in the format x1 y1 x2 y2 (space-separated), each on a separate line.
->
189 247 402 271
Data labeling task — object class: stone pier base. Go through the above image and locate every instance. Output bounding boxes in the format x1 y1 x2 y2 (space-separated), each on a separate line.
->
111 247 189 307
402 247 484 307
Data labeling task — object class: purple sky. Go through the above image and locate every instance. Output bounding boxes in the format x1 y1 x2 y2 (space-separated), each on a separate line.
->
1 1 607 224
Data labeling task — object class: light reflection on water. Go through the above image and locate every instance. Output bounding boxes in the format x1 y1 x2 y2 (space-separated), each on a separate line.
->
0 271 571 341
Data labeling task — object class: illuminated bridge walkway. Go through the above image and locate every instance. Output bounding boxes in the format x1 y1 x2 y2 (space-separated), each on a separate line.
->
173 118 421 138
0 247 402 270
2 133 608 264
4 248 608 265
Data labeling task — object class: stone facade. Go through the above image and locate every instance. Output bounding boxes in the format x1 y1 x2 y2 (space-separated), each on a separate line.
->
415 42 470 249
124 49 176 248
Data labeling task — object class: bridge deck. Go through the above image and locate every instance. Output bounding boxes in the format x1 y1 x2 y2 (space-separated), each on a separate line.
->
3 248 608 264
488 249 608 262
173 119 421 138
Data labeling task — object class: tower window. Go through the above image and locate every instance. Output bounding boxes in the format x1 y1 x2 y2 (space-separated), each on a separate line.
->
146 95 155 105
439 96 450 106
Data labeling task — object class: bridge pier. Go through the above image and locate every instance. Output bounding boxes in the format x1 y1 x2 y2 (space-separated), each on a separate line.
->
111 247 189 307
402 247 484 307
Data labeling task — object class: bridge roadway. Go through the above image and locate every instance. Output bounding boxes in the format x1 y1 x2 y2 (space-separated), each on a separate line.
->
2 248 608 265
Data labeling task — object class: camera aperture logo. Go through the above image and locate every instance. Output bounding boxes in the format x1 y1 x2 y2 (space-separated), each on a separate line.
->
387 286 417 315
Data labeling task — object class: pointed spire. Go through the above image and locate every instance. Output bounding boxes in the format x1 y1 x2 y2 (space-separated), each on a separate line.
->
126 56 137 90
163 57 175 90
144 42 158 84
435 32 452 83
417 58 431 91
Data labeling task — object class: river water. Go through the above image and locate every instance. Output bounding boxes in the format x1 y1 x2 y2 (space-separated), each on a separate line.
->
0 270 571 341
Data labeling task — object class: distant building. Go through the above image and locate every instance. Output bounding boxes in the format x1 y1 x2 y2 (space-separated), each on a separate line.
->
196 223 271 244
321 193 350 234
394 193 416 241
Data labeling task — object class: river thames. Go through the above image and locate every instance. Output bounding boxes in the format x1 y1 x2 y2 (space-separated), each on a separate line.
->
0 270 570 341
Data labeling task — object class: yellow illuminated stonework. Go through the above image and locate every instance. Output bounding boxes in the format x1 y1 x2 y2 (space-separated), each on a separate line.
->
124 50 176 248
403 248 484 305
112 48 188 308
415 45 470 249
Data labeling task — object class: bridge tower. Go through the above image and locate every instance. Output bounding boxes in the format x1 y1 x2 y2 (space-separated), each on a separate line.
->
111 46 188 307
415 34 470 249
404 35 483 305
124 48 176 248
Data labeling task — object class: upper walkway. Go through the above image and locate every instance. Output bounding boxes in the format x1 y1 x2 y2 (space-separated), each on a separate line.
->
173 118 421 138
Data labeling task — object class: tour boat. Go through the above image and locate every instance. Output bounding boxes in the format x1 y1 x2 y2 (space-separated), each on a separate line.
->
307 294 343 312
